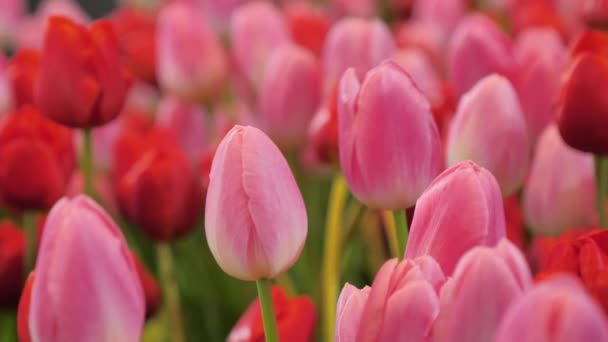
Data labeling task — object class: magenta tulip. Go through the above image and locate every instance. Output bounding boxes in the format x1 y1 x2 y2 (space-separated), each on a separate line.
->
335 256 445 342
230 1 291 90
446 74 530 196
157 2 228 102
523 125 596 235
406 161 506 275
29 195 144 341
322 17 396 93
495 275 608 342
338 61 442 209
205 125 307 281
259 45 321 148
435 239 532 342
447 14 516 98
390 48 443 107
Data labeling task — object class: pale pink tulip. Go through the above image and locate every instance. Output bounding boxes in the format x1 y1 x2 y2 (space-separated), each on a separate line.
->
447 14 516 98
331 0 376 17
523 125 596 235
435 239 532 342
29 195 144 341
513 28 567 143
446 74 530 196
205 125 307 280
390 48 443 107
411 0 466 33
335 256 445 342
322 17 396 94
157 2 228 102
405 161 506 275
495 275 608 342
338 61 443 209
259 45 321 148
230 1 291 90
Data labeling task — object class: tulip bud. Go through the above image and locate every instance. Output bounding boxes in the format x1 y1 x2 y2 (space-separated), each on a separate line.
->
495 275 608 342
259 45 321 148
0 221 25 308
523 125 596 235
157 3 227 102
447 14 516 98
411 0 466 33
36 16 131 128
205 125 307 281
228 286 316 342
435 239 532 342
25 196 145 341
0 106 75 210
335 256 445 342
322 17 396 93
338 61 442 209
7 48 39 108
406 161 506 275
284 3 330 57
446 74 530 196
230 2 291 90
390 48 443 107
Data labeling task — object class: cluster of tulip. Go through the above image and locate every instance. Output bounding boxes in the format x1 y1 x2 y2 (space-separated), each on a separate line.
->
1 0 608 341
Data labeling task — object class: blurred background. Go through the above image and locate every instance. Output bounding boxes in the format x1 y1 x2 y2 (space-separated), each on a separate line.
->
28 0 115 16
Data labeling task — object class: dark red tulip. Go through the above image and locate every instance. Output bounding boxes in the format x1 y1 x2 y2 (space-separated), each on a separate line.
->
7 49 40 108
227 286 316 342
0 221 25 308
0 106 75 210
35 16 131 128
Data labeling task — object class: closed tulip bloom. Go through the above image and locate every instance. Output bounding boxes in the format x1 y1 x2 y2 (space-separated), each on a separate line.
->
205 125 307 281
35 16 131 128
0 221 25 308
7 48 39 108
335 256 445 342
435 239 532 342
230 2 291 90
25 195 145 341
284 3 330 57
570 29 608 58
0 106 75 210
259 45 321 148
446 74 530 195
338 61 442 209
495 275 608 342
523 125 595 235
390 48 443 107
157 3 227 102
447 14 516 98
322 18 396 93
406 161 506 275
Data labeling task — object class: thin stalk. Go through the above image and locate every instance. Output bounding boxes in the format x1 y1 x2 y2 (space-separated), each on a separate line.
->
256 279 279 342
82 128 94 197
595 155 607 229
393 209 409 257
23 211 37 279
382 211 400 259
157 243 185 342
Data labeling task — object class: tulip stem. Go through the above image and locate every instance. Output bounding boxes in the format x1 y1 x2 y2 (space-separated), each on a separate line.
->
82 128 94 197
393 209 409 257
157 243 185 342
382 210 400 259
256 279 279 342
595 155 608 229
321 174 348 342
23 211 37 279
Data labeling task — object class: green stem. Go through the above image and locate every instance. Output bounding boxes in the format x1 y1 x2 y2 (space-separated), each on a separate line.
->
23 211 37 279
382 211 400 259
157 243 185 342
393 210 409 257
321 174 348 342
256 279 279 342
82 128 94 197
595 155 607 229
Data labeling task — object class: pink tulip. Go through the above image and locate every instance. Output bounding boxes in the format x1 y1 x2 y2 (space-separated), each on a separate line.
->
29 195 144 341
435 239 532 342
335 256 445 342
338 61 443 209
157 2 228 102
447 14 516 98
411 0 466 33
495 275 608 342
0 0 24 44
157 96 209 162
197 0 248 32
390 48 443 107
446 74 530 196
230 1 291 90
205 125 307 280
395 20 447 69
259 45 321 148
322 17 396 94
331 0 376 17
0 53 13 117
523 125 595 235
513 28 567 143
405 161 506 275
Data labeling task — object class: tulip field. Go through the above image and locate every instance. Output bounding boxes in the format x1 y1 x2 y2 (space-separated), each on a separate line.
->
2 0 608 341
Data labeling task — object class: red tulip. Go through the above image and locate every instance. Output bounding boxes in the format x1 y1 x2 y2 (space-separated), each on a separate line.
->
227 286 316 342
571 29 608 58
17 272 33 342
0 220 25 308
284 3 329 57
35 16 131 128
0 105 75 210
303 86 339 169
130 252 160 319
7 48 40 108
